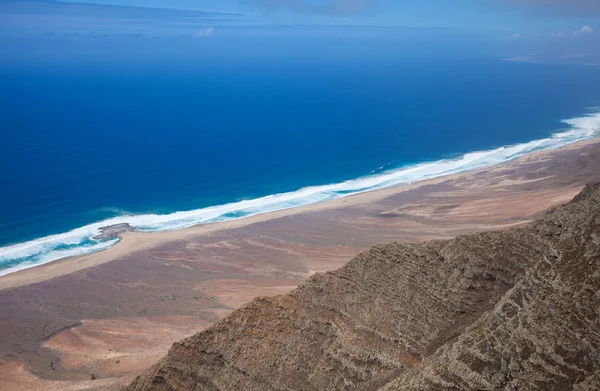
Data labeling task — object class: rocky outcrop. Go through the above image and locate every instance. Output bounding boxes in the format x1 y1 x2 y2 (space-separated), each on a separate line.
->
93 223 131 241
385 184 600 390
126 184 600 391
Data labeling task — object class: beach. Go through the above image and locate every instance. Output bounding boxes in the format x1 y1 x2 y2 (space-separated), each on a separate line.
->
1 138 600 390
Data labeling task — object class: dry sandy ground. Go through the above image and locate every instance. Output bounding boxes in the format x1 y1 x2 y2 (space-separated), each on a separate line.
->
0 139 599 390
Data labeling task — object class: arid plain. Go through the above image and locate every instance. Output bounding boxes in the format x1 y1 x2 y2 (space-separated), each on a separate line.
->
1 139 600 390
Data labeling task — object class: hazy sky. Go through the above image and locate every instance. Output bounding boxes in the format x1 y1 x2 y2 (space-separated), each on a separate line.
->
57 0 599 32
1 0 599 66
0 0 598 36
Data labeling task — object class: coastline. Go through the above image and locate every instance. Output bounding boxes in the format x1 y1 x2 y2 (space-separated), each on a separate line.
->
2 136 600 391
1 110 600 281
0 177 442 291
1 137 599 291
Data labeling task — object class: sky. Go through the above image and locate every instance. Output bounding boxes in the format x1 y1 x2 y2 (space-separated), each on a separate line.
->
0 0 599 66
0 0 599 30
52 0 600 32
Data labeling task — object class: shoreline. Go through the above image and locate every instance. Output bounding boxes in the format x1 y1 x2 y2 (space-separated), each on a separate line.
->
2 135 600 391
1 110 599 276
1 137 599 291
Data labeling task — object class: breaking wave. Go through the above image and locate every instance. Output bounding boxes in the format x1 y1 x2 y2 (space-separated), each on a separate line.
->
1 111 599 277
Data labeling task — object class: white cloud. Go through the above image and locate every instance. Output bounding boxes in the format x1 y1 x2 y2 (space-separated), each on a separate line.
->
550 32 565 38
573 25 595 35
510 32 521 40
194 27 214 38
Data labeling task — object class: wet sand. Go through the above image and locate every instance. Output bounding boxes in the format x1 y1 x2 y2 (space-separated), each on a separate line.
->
1 138 599 390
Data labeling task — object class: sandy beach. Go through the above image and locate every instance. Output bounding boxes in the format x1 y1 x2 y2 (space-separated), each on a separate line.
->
1 138 599 390
3 137 599 292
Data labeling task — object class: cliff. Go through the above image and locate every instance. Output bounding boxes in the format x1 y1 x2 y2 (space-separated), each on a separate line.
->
127 184 600 391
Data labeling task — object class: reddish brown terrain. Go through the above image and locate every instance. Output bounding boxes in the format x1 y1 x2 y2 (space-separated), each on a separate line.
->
128 180 600 391
0 139 599 390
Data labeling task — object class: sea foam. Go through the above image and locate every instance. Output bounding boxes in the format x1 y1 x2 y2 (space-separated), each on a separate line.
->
1 111 599 277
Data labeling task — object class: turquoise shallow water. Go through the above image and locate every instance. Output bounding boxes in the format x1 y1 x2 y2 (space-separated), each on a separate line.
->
1 51 600 276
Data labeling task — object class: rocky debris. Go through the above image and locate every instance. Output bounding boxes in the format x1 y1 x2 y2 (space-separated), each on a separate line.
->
93 223 132 241
126 184 600 391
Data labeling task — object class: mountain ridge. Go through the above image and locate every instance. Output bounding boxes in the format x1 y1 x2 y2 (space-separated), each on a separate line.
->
126 183 600 390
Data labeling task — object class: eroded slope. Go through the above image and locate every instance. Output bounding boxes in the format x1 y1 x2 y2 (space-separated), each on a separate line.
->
127 184 600 391
385 184 600 390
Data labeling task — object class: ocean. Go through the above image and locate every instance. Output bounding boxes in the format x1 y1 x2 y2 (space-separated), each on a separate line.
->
1 53 600 276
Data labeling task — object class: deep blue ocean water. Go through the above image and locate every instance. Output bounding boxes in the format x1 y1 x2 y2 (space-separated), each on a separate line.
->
1 52 600 274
